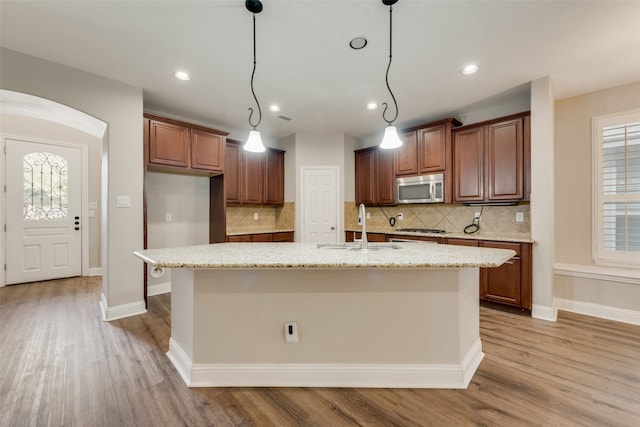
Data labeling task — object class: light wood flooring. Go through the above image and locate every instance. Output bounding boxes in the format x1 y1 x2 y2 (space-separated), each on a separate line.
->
1 276 639 426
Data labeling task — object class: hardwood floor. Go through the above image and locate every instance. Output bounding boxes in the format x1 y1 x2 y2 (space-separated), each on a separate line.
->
1 276 639 426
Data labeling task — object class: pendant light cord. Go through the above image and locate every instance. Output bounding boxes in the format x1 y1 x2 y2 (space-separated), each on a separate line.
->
248 13 262 130
382 4 398 126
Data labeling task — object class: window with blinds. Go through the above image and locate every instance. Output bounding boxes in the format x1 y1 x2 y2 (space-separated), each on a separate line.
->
593 109 640 266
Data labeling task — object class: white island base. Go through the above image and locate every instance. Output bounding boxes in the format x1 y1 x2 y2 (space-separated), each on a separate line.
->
167 267 483 389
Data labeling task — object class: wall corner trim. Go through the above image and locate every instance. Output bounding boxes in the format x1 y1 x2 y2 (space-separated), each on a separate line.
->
148 281 171 296
100 294 146 321
555 297 640 326
531 304 557 322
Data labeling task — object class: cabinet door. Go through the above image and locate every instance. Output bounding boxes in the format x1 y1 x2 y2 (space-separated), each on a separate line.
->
418 125 446 173
243 152 264 204
487 119 523 200
273 231 294 242
453 127 484 202
191 129 224 172
252 233 273 242
225 142 243 204
375 148 396 205
264 149 284 205
149 120 190 167
355 148 375 206
394 131 418 176
480 241 521 306
228 234 251 242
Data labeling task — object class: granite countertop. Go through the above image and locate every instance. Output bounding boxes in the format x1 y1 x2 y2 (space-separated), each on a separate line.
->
346 228 534 243
226 229 295 236
135 242 515 269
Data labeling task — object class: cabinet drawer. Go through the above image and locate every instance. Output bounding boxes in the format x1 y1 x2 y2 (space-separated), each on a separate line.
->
446 238 479 247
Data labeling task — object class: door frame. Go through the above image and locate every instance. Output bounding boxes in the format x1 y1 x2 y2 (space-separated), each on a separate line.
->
1 134 89 286
298 166 342 243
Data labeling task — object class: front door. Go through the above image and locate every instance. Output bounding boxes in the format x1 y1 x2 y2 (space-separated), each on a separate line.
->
301 167 339 243
5 138 82 284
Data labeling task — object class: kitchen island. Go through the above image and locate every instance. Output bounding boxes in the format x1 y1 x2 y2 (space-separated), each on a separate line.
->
135 242 514 389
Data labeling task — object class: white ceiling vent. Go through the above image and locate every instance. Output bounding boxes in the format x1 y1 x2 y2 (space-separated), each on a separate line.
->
277 115 294 122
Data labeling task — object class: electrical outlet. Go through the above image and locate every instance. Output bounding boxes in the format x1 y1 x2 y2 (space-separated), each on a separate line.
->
398 213 404 220
254 212 259 220
284 321 298 343
165 212 172 222
474 211 481 219
366 212 371 220
516 212 524 223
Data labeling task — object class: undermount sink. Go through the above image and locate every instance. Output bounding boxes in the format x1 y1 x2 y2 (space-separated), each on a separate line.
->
317 243 401 251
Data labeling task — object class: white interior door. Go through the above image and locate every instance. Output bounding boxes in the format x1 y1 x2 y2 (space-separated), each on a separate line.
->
5 138 82 284
302 167 339 243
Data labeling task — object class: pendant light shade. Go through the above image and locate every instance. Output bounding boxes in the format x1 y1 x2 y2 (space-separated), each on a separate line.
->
379 0 402 150
380 125 402 149
245 130 265 153
244 0 266 153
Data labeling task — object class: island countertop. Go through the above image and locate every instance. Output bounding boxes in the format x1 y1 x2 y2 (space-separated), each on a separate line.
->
134 242 515 269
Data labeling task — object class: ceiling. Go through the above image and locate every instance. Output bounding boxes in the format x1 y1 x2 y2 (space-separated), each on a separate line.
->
2 1 640 142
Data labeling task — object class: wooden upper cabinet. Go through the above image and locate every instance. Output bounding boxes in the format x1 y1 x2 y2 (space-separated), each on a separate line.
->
225 139 285 206
375 148 396 205
224 141 243 204
191 129 224 172
355 148 375 206
418 125 447 173
145 113 227 175
453 126 485 202
242 151 264 205
264 149 285 205
453 113 529 203
148 119 190 167
487 119 523 200
355 147 395 206
394 131 418 176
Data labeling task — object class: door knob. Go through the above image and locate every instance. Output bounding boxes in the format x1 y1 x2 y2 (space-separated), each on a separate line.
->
330 226 335 230
75 227 80 231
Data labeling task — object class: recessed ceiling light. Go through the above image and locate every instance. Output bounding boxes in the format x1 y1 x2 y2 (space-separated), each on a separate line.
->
269 104 280 112
174 71 191 81
461 64 479 75
366 102 378 110
349 37 368 50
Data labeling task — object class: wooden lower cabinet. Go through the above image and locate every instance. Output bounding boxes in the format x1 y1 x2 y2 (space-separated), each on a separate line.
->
227 231 294 242
446 238 532 313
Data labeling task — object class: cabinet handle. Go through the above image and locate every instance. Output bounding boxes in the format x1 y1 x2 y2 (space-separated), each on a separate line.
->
503 260 515 265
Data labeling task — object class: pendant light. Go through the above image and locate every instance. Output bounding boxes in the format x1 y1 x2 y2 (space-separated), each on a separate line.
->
244 0 266 153
379 0 402 150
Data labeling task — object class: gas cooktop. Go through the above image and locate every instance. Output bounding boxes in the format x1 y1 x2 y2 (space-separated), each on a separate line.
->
397 228 447 234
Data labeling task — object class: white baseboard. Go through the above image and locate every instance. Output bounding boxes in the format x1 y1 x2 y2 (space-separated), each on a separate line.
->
531 304 557 322
166 337 484 389
148 281 171 296
555 297 640 326
100 292 146 321
88 267 103 276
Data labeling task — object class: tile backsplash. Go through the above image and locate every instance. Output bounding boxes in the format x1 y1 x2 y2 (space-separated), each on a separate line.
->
226 202 295 234
345 202 530 235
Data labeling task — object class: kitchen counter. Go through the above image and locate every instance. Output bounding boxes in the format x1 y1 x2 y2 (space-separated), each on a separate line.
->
135 242 515 269
135 242 515 389
346 228 534 243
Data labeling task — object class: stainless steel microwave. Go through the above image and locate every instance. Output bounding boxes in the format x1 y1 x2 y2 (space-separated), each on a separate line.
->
396 173 444 204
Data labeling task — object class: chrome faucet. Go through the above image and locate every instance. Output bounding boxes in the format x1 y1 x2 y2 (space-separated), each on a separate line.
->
357 203 368 250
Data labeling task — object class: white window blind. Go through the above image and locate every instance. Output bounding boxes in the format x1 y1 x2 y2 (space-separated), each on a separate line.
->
593 109 640 267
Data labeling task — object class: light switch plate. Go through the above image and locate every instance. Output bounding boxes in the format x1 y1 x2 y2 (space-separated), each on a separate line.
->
88 201 98 210
116 196 131 208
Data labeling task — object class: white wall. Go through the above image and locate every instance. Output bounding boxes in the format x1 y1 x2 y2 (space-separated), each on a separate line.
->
146 172 210 289
1 48 144 318
554 81 640 323
530 77 556 321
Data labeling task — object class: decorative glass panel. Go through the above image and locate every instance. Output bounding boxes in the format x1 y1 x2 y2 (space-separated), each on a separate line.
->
23 152 68 220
